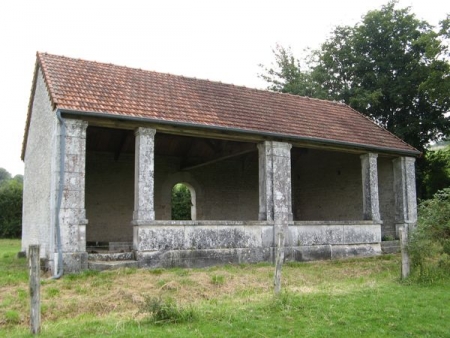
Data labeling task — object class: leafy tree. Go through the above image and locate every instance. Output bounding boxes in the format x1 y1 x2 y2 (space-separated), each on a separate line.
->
422 145 450 199
13 174 23 183
171 184 192 220
0 179 23 238
260 2 450 153
259 45 323 98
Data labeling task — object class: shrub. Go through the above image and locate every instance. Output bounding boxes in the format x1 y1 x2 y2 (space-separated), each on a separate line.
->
140 296 196 324
409 188 450 282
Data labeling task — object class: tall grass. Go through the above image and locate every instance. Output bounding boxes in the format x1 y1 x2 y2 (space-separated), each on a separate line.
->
1 239 449 337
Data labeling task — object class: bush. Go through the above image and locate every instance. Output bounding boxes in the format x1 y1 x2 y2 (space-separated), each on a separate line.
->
0 180 23 238
409 188 450 282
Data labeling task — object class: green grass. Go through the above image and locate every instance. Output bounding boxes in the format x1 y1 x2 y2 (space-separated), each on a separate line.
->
1 239 449 337
0 239 27 286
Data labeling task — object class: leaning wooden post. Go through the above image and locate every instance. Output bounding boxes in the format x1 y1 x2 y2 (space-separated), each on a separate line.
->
399 225 410 279
274 232 285 295
29 245 41 335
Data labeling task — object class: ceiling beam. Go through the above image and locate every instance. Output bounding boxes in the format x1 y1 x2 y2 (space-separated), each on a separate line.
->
181 146 256 171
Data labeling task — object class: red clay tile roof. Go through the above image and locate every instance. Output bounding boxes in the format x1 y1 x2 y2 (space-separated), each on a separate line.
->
24 52 419 158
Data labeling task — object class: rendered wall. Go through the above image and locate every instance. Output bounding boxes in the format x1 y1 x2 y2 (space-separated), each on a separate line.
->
292 149 363 221
22 69 57 258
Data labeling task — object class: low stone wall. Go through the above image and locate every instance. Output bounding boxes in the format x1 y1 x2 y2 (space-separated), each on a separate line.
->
134 221 382 268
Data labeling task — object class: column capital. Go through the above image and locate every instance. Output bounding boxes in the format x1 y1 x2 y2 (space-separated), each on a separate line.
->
135 127 156 137
360 152 378 160
64 119 88 137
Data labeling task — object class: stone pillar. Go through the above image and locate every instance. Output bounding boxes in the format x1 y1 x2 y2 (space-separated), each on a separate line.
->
133 127 156 224
258 141 292 244
59 119 88 272
393 157 417 236
360 153 381 222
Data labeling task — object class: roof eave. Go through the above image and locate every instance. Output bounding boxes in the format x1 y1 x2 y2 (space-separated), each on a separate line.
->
58 109 422 157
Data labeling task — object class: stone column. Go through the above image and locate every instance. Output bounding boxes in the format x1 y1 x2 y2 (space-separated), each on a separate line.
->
133 127 156 224
393 157 417 236
360 153 381 222
58 119 88 272
258 141 292 240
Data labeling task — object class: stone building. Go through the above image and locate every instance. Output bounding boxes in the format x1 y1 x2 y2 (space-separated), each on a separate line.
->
21 52 419 274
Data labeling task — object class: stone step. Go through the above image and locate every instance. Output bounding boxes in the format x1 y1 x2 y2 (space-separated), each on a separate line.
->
88 252 134 261
88 260 138 271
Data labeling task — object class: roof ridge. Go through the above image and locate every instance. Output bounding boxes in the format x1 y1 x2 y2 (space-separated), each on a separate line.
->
37 52 349 108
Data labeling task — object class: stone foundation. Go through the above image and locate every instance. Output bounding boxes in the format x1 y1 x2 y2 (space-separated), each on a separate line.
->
131 220 382 268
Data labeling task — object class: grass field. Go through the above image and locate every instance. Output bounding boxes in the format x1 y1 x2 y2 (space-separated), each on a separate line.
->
1 239 449 337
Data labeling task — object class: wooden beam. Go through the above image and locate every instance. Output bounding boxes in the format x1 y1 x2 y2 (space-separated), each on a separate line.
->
181 148 256 171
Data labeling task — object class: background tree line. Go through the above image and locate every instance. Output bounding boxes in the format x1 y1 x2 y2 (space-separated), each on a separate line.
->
259 1 450 199
0 168 23 238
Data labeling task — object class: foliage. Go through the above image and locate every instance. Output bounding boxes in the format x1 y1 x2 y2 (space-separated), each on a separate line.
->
0 174 23 238
259 45 322 97
260 2 450 153
0 168 12 184
140 296 196 324
422 146 450 199
171 183 191 220
409 188 450 282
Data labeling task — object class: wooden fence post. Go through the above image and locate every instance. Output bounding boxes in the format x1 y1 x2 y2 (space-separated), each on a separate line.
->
274 232 284 295
29 245 41 335
400 225 410 279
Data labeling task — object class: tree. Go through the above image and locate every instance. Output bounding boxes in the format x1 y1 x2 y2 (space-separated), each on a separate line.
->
171 184 192 220
260 2 450 153
259 45 323 98
422 145 450 199
0 179 23 238
0 167 12 185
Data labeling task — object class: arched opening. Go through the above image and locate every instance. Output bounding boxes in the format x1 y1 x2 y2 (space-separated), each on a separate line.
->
171 183 196 220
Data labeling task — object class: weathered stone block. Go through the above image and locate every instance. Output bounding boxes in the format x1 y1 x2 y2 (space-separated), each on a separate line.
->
62 252 88 273
343 224 381 244
331 243 381 259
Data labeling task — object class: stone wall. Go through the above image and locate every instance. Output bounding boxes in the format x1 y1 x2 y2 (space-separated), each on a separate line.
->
85 152 259 243
154 155 259 221
84 141 399 244
292 149 363 221
134 221 381 268
22 69 57 259
85 151 134 242
378 157 396 238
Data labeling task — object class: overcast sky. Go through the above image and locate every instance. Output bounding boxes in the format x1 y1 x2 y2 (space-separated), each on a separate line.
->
0 0 448 176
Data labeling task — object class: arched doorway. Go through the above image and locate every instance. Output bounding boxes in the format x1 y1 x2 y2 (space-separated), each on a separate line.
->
171 183 196 220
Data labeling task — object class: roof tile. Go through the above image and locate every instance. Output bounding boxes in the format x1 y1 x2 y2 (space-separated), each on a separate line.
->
33 52 418 154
